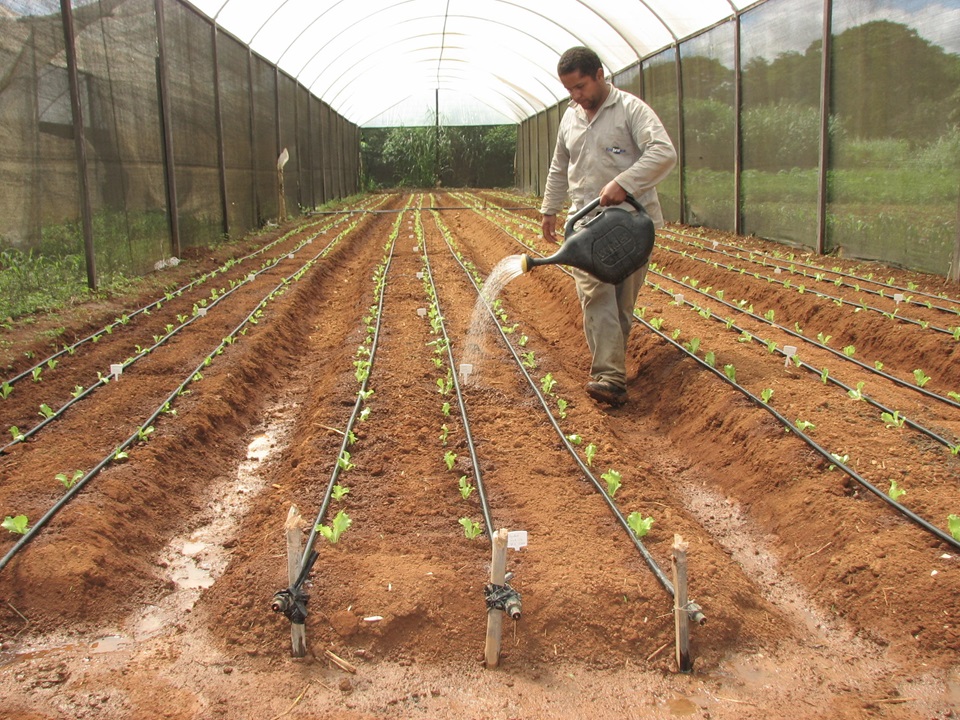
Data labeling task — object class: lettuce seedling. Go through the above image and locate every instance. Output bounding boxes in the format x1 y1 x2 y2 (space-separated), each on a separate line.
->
847 382 865 401
444 450 457 471
442 402 451 416
683 338 700 354
56 470 83 489
566 434 582 445
602 469 622 497
459 517 482 540
627 512 654 538
317 510 352 544
458 476 474 499
38 404 54 419
2 515 28 535
0 382 12 399
439 424 449 445
761 388 773 404
9 426 24 442
795 419 815 432
32 367 42 382
881 411 906 429
338 451 355 472
888 480 906 502
821 368 829 384
842 345 856 357
556 398 568 418
817 333 832 345
913 369 930 388
949 515 960 541
541 373 556 395
704 351 716 368
585 443 597 466
332 484 350 501
723 364 737 383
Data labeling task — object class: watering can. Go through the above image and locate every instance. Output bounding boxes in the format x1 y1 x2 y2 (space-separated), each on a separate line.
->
521 194 655 285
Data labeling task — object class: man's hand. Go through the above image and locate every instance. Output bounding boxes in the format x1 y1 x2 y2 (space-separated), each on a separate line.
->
599 180 627 206
541 214 557 243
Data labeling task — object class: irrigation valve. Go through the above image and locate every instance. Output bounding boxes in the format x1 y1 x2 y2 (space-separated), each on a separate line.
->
686 601 706 626
485 581 522 621
271 586 309 625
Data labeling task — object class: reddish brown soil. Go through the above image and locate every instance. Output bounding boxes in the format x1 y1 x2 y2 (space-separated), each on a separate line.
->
0 190 957 719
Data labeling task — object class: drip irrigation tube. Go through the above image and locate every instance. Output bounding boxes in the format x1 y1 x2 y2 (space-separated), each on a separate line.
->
0 215 370 574
655 242 958 338
294 201 411 589
647 280 959 452
661 227 960 313
417 212 496 539
486 208 960 553
430 209 680 599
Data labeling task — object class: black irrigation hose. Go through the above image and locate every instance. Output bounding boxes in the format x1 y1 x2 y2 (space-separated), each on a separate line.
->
485 208 960 553
646 266 960 412
662 227 960 313
648 279 959 453
295 202 410 588
430 209 679 598
0 214 370 574
0 212 368 455
655 241 959 338
1 200 385 390
418 212 496 540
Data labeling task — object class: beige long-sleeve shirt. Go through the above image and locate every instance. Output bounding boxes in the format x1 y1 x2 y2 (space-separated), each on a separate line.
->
540 84 677 227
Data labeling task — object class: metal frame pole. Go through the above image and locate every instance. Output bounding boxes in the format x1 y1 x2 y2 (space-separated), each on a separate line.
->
60 0 98 290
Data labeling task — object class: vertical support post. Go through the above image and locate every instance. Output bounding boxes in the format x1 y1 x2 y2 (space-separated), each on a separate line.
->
733 16 743 236
154 0 181 259
950 191 960 283
672 534 692 672
285 505 307 657
60 0 97 291
484 528 509 669
816 0 834 256
674 44 686 225
211 23 229 239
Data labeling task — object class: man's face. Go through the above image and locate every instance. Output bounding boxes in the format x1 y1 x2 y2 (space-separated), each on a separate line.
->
559 68 607 112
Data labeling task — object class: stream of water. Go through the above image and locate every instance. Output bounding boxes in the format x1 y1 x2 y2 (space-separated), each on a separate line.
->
460 254 525 387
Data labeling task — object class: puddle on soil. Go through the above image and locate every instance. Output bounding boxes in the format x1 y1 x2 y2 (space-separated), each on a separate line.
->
461 254 524 388
130 409 295 639
666 695 699 715
1 412 295 666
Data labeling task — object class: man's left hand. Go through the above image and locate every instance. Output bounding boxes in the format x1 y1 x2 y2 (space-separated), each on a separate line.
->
598 180 627 206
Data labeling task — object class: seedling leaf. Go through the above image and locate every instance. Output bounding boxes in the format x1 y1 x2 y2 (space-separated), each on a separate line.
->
2 515 28 535
627 512 654 538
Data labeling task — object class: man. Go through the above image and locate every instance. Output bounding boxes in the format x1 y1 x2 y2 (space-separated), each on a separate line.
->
541 46 676 408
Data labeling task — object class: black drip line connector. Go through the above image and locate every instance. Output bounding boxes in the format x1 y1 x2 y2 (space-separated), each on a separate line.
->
271 549 318 625
485 582 522 620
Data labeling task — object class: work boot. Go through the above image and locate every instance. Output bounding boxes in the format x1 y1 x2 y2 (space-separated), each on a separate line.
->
585 381 627 408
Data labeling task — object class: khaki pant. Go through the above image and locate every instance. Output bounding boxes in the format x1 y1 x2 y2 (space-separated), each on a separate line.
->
571 263 647 389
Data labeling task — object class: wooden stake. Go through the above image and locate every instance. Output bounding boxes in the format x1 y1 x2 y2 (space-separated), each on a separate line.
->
484 528 509 669
672 534 692 672
285 505 307 657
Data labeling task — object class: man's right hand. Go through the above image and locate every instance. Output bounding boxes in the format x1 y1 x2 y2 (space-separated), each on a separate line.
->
541 214 557 243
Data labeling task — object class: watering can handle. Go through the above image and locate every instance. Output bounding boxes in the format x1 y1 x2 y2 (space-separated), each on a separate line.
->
564 194 648 236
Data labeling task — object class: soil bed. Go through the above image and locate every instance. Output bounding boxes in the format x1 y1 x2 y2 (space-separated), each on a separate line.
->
0 191 957 719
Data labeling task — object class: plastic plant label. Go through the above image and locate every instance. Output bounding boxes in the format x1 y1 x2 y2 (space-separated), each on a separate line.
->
416 272 424 280
198 307 208 317
673 293 684 306
894 293 904 304
774 267 782 274
417 308 427 317
460 363 474 381
288 253 294 260
507 531 528 550
110 363 123 378
712 241 719 250
783 345 797 367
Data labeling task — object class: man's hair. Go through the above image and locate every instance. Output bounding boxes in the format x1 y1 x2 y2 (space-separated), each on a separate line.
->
557 46 603 77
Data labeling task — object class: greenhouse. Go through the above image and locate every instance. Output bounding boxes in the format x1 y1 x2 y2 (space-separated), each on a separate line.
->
1 1 959 717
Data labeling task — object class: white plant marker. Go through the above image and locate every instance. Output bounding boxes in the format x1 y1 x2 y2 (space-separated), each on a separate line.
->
674 293 684 306
712 240 719 251
774 267 782 274
417 308 427 318
507 530 528 550
198 307 207 317
460 363 473 382
288 253 294 260
110 363 123 379
893 293 904 304
783 345 797 367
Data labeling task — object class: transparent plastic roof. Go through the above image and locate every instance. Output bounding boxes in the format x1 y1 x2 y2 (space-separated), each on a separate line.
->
192 0 755 126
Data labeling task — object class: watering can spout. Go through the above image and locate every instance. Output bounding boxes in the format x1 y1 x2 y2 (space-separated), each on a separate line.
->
522 194 655 285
